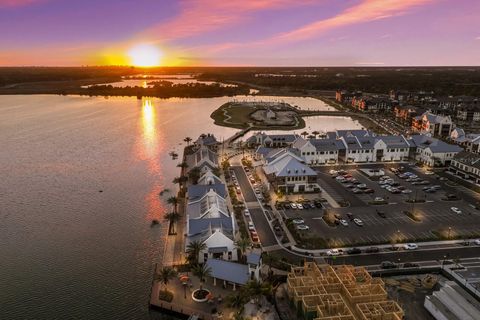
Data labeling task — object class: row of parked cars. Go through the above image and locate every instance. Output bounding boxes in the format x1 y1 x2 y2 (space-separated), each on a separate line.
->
326 243 419 256
334 172 375 194
395 171 442 193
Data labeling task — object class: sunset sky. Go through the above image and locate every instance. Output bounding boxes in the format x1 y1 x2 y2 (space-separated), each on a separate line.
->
1 0 479 66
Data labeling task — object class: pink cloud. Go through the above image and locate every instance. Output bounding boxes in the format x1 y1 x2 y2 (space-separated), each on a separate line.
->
195 0 434 55
0 0 41 7
141 0 315 41
269 0 435 43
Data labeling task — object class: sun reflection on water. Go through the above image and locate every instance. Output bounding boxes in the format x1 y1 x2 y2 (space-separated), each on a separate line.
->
136 98 166 220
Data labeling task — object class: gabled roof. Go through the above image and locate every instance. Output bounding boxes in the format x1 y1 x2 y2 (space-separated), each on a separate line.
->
186 145 218 171
187 189 229 219
292 136 309 149
336 130 374 139
205 259 250 285
198 169 223 186
375 135 410 149
409 135 462 153
452 151 480 169
255 146 274 158
264 155 316 177
310 138 345 151
265 148 302 164
187 216 233 238
195 134 219 146
187 184 227 201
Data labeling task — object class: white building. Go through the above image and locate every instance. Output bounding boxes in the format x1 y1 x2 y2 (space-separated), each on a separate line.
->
409 135 463 167
262 150 319 193
186 170 237 263
413 112 453 137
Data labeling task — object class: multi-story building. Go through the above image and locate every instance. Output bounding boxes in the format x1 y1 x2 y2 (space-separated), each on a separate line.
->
246 132 298 148
335 90 362 104
393 105 426 126
450 128 480 154
409 135 462 167
262 150 319 193
456 104 480 122
412 111 453 137
449 151 480 184
351 96 392 113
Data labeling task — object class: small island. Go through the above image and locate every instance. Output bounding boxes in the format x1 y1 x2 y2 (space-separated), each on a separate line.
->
211 100 309 130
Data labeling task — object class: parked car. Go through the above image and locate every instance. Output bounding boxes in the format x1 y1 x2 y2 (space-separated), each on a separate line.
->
347 247 362 254
346 213 354 220
296 225 310 231
376 210 386 218
284 203 291 210
326 249 343 256
352 188 363 194
339 219 349 226
381 261 398 269
357 184 367 189
364 188 374 194
292 218 305 224
403 262 420 268
353 218 364 226
403 243 418 250
248 222 255 231
374 197 385 202
250 231 259 243
365 247 379 253
297 203 304 210
401 189 412 194
451 207 462 214
244 209 250 217
290 203 298 209
474 239 480 245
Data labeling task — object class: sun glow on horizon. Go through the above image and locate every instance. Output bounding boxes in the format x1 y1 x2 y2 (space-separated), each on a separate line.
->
128 44 163 67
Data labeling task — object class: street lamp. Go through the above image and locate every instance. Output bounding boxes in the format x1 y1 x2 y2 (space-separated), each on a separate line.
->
448 227 452 239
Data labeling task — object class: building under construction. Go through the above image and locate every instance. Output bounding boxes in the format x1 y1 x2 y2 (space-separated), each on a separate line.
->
287 263 404 320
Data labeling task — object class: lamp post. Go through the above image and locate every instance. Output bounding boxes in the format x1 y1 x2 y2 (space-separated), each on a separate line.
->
448 227 452 239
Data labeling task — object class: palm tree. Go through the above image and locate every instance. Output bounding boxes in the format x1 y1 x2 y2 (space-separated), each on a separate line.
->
312 130 320 138
177 162 188 169
184 137 192 146
227 293 247 316
155 267 177 293
235 237 251 263
192 264 211 290
164 211 180 234
262 252 278 277
167 196 178 213
186 240 207 266
188 167 201 184
300 131 309 139
244 280 272 304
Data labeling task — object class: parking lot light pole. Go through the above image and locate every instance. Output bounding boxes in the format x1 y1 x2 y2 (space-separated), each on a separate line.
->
448 227 452 239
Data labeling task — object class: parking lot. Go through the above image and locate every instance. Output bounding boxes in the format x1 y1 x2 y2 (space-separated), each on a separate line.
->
285 164 480 248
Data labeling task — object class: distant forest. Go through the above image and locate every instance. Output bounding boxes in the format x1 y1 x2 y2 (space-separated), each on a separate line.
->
1 66 480 97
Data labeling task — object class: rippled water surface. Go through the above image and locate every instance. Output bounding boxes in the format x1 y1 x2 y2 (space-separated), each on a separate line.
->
0 95 360 319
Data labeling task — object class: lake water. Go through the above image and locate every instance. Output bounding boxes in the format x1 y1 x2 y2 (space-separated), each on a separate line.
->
0 95 361 319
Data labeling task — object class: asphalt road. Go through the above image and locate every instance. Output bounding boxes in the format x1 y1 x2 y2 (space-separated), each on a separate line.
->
270 245 480 267
232 166 277 247
232 166 256 202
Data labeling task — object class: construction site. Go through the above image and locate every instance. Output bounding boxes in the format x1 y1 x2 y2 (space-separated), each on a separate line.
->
286 263 404 320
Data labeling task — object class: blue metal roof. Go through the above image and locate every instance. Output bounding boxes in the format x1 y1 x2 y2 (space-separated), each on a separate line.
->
205 259 250 285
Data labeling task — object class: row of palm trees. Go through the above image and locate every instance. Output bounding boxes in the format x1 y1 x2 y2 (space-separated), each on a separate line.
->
300 130 322 139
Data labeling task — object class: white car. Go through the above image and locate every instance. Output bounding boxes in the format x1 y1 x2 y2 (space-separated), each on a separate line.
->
326 249 343 256
244 209 250 217
402 189 412 194
296 225 310 231
329 169 338 175
474 239 480 245
292 218 305 224
353 218 364 226
248 222 255 231
451 207 462 214
290 203 298 209
403 243 418 250
297 204 304 210
374 197 385 202
339 219 348 227
425 171 435 175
